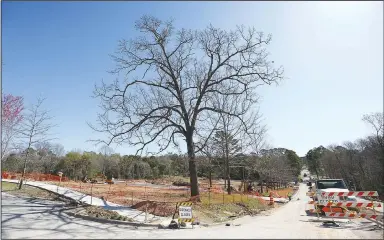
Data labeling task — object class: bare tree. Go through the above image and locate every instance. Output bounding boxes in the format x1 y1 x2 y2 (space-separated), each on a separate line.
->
99 145 114 176
199 92 266 194
90 16 283 198
17 97 55 189
362 112 384 162
51 143 65 157
1 94 24 160
305 113 384 195
199 142 219 188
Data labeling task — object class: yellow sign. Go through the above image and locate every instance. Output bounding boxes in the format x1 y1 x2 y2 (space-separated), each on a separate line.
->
177 202 194 223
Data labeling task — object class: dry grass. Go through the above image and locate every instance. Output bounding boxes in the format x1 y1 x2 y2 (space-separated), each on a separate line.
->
1 181 65 202
259 188 294 197
194 197 270 223
130 194 270 221
201 192 257 204
274 188 294 197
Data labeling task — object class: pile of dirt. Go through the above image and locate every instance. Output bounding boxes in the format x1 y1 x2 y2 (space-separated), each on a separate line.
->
131 201 176 217
83 206 133 222
172 180 190 187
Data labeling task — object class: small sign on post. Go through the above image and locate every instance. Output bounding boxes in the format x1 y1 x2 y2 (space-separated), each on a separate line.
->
177 202 194 227
179 205 193 219
57 172 63 193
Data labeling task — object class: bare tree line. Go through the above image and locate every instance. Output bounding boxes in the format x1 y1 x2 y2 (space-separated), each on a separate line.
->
306 112 384 196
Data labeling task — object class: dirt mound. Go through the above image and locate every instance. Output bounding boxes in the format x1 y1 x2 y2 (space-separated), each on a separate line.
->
131 201 176 217
172 181 190 187
84 206 132 221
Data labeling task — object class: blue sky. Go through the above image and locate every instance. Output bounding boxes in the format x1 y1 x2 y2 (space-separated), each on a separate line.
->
3 1 383 157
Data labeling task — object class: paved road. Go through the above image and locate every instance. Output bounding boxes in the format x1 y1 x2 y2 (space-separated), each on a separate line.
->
2 184 383 239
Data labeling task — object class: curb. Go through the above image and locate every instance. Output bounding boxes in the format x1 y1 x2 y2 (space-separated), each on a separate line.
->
200 218 247 227
200 221 229 227
63 210 162 228
3 180 162 227
199 214 257 227
3 180 91 207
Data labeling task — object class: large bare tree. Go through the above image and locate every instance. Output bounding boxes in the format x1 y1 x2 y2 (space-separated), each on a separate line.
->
17 97 55 189
90 16 283 198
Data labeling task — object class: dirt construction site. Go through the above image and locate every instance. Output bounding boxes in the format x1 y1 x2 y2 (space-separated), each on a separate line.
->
2 172 294 222
2 178 383 239
2 169 383 239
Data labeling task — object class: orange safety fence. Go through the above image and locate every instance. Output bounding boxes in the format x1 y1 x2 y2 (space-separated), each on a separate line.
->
1 173 273 208
2 172 69 182
48 180 270 206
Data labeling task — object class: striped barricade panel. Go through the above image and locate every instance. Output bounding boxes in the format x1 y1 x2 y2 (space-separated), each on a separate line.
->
321 191 378 197
332 202 381 208
309 201 382 208
178 218 194 223
325 212 383 220
178 202 193 207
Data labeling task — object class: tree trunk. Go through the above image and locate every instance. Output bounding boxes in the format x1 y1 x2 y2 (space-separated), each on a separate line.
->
19 152 29 190
18 159 28 189
227 164 231 195
186 133 200 200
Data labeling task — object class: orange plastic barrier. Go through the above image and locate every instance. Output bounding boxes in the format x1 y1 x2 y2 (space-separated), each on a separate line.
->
3 172 69 182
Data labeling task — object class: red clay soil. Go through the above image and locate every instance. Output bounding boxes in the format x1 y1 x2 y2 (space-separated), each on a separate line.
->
131 201 176 217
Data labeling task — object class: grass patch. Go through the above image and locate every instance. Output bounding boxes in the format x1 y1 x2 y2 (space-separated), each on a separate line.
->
257 188 294 197
2 181 19 191
129 193 270 223
200 192 268 205
274 188 294 197
1 181 64 202
193 194 270 223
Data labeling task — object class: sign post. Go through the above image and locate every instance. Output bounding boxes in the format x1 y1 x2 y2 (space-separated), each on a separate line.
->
57 172 63 193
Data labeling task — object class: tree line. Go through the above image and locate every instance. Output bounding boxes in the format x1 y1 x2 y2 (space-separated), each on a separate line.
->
2 142 302 187
305 112 384 195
